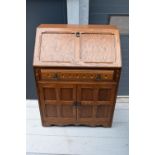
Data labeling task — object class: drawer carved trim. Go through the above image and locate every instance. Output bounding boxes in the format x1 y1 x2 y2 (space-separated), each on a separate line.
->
40 70 114 81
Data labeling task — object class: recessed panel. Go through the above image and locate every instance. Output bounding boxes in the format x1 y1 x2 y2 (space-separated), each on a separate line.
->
61 105 73 117
60 88 73 101
40 33 75 63
98 88 112 101
80 34 115 63
79 105 93 118
44 88 56 100
96 105 112 118
45 104 57 117
81 88 94 101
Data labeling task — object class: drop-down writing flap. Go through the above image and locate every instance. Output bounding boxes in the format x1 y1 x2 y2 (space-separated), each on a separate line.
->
33 24 122 67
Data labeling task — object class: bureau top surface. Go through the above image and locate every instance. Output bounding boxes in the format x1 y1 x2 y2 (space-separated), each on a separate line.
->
33 24 122 68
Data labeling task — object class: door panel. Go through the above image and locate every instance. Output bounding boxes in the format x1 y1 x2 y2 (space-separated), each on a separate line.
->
77 83 116 123
80 33 116 63
98 88 112 101
39 83 76 122
40 33 75 64
96 105 113 118
44 88 56 100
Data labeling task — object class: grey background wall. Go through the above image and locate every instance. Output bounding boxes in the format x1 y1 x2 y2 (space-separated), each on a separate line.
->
26 0 129 99
26 0 67 99
89 0 129 95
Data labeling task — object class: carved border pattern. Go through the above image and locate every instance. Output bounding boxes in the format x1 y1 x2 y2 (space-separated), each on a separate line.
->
41 72 114 81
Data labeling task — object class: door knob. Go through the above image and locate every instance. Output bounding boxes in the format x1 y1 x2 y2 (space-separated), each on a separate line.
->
73 102 77 108
72 102 81 107
76 102 81 107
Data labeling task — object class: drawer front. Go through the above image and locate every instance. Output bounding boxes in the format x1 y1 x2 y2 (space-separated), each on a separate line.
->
40 69 114 82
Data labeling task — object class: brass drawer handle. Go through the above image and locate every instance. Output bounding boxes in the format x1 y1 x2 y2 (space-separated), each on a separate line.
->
96 74 102 81
104 75 108 79
52 73 59 80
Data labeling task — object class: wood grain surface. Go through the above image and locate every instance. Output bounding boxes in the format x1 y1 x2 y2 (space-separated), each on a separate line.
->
33 24 122 127
33 24 121 67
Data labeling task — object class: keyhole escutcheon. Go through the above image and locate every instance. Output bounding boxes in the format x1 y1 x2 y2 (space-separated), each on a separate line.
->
76 32 80 37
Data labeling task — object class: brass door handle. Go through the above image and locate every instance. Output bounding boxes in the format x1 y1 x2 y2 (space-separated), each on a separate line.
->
73 102 81 107
73 102 76 108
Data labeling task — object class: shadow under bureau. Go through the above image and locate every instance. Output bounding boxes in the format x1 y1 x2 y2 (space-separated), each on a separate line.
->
33 24 122 127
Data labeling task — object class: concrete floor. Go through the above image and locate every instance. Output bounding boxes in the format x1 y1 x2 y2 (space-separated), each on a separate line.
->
26 98 129 155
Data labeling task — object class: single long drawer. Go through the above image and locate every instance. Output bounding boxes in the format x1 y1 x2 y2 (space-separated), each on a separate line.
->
40 69 114 82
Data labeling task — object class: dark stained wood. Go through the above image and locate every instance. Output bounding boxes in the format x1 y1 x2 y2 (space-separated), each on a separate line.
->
40 69 115 82
38 83 77 125
76 83 116 126
33 24 122 127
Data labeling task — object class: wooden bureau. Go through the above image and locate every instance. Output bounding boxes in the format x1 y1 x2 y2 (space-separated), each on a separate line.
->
33 24 122 127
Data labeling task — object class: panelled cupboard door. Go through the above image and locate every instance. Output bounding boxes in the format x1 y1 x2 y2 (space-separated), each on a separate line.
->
76 84 116 123
38 83 76 123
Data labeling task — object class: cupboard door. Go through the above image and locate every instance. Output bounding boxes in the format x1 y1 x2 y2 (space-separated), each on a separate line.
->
39 83 76 124
76 83 116 124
